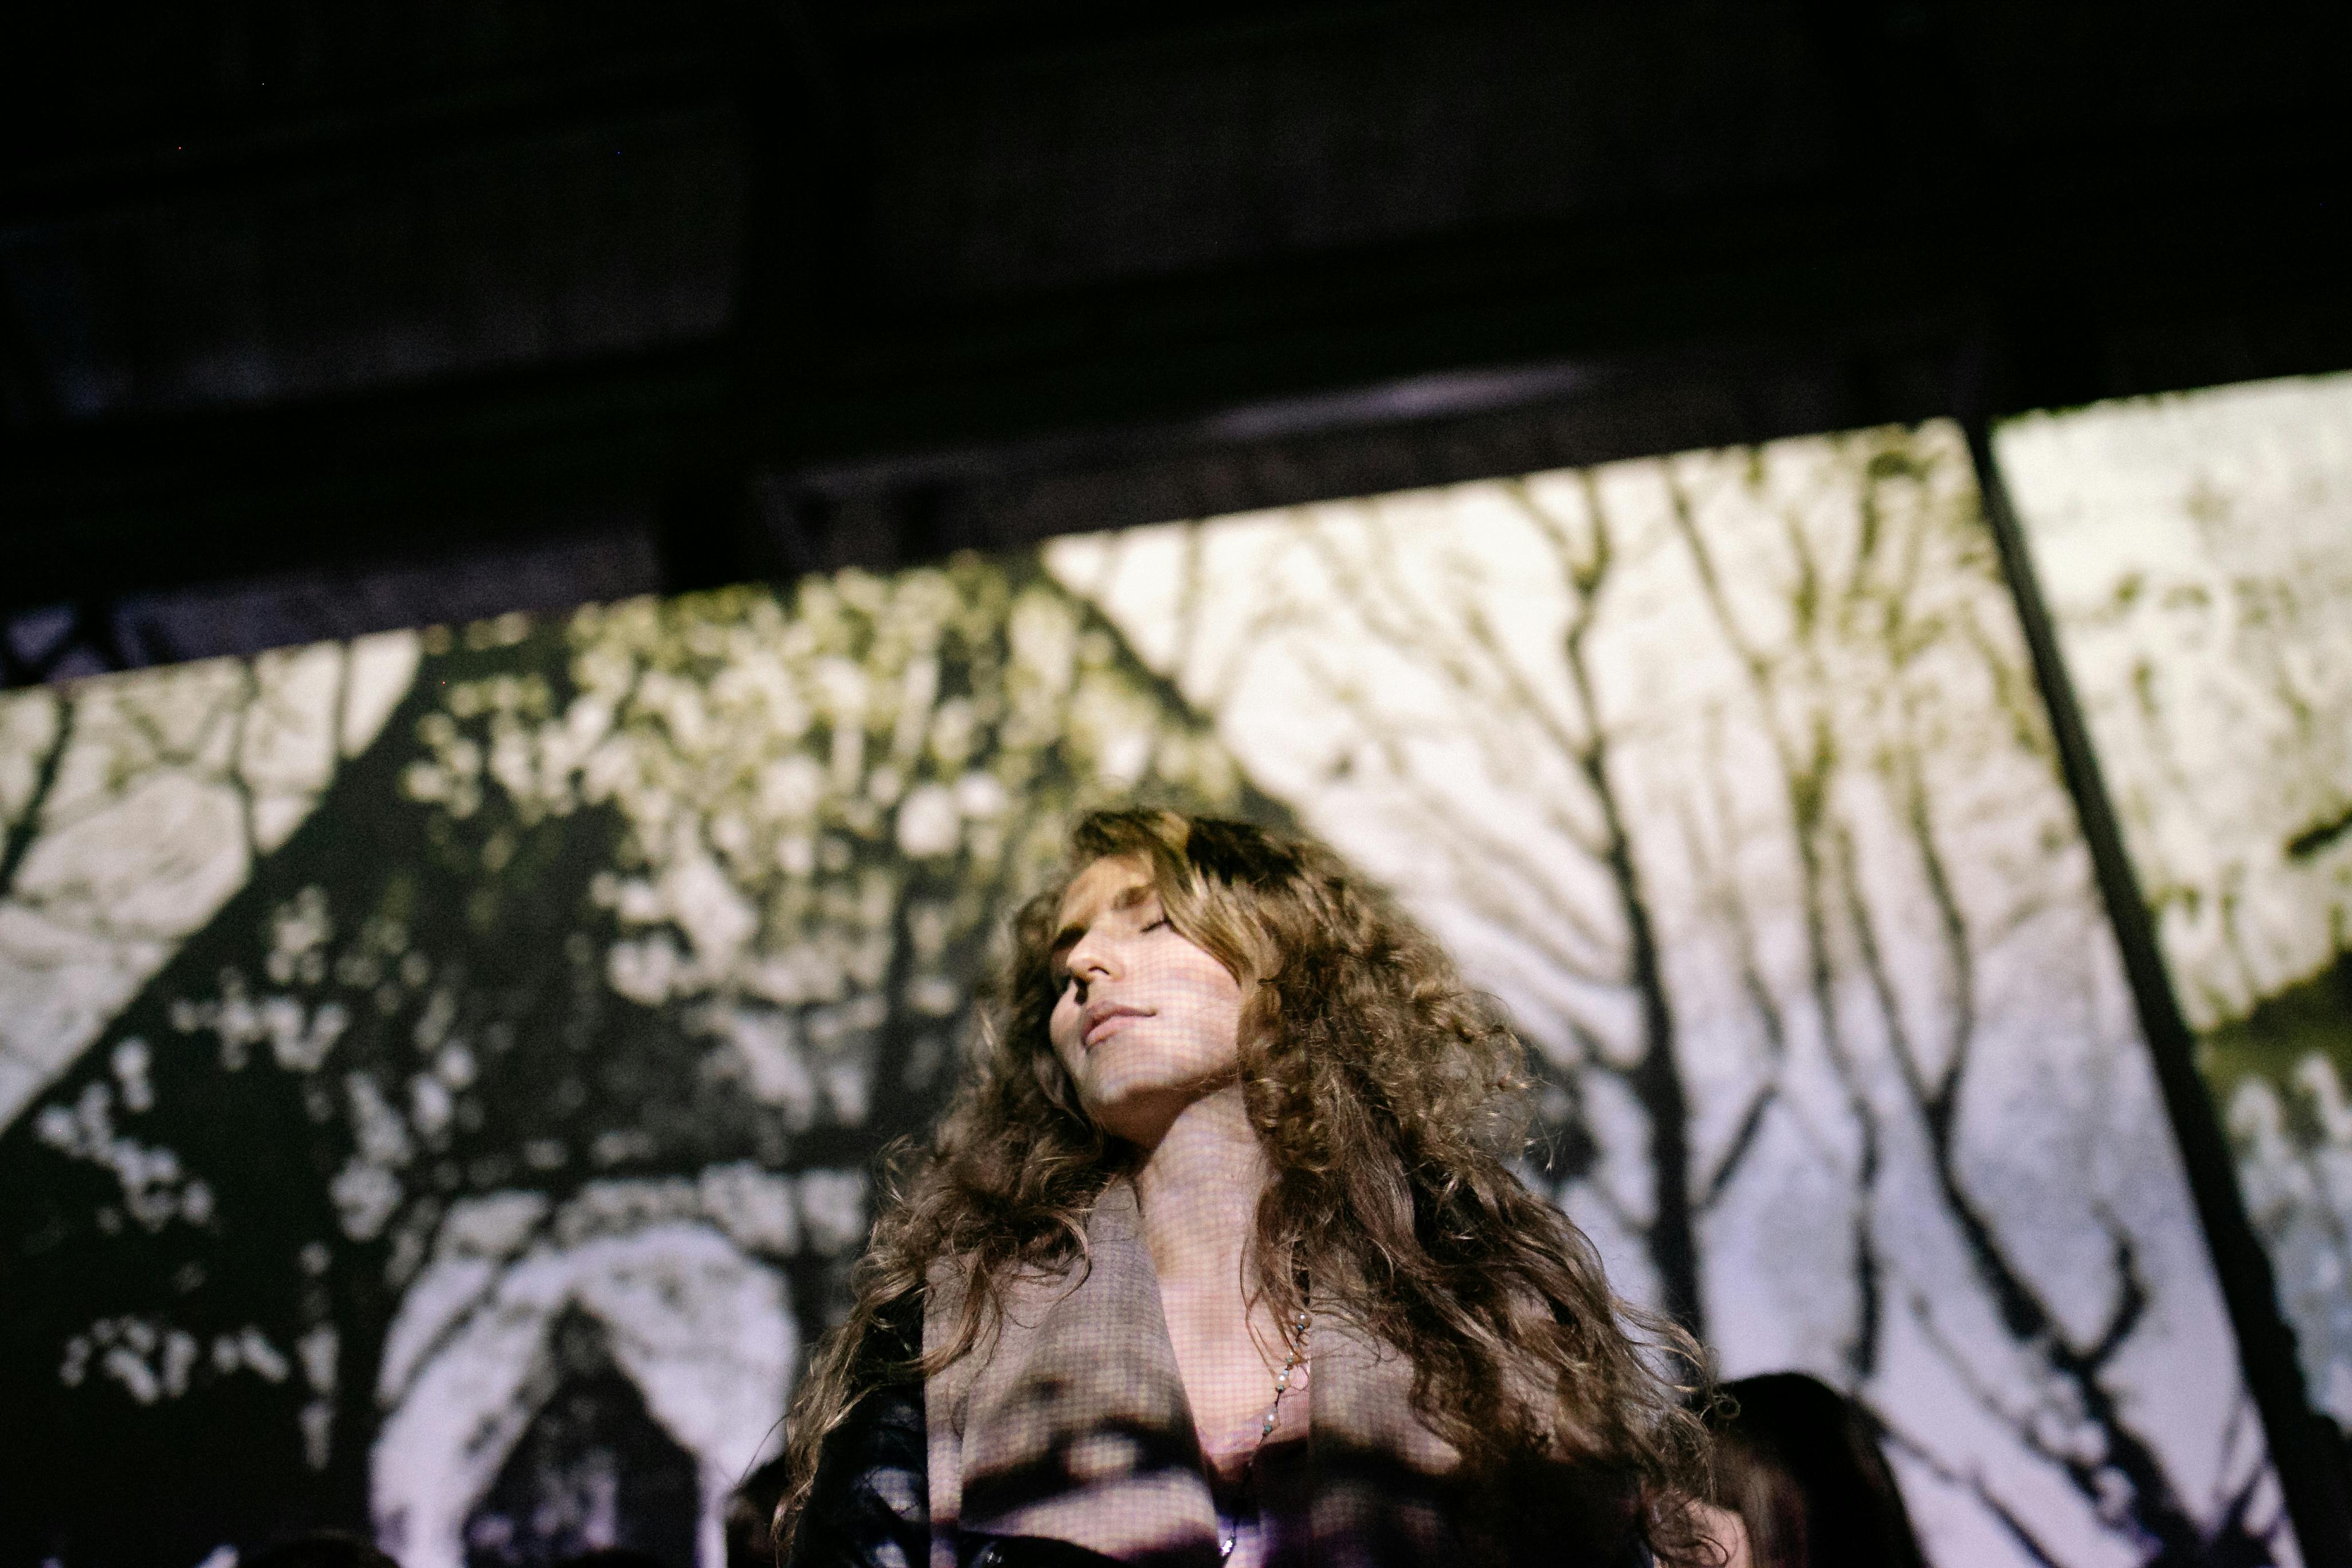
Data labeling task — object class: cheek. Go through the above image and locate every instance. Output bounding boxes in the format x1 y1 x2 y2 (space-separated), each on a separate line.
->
1047 993 1083 1061
1167 962 1246 1052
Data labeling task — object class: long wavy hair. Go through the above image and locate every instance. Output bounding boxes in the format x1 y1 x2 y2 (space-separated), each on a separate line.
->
776 808 1715 1561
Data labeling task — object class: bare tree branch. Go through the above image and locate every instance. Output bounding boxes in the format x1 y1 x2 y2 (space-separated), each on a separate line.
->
1703 1083 1778 1206
1881 1422 2068 1568
1284 646 1625 983
1849 755 2211 1557
1668 456 1891 1373
0 690 75 899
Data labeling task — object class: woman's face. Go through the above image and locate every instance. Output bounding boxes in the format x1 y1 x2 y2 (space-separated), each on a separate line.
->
1046 854 1246 1148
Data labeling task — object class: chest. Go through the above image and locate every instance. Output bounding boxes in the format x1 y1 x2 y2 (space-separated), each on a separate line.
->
1158 1284 1308 1471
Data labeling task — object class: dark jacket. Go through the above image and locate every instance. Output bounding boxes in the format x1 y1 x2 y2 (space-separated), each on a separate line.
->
786 1293 1120 1568
786 1290 1656 1568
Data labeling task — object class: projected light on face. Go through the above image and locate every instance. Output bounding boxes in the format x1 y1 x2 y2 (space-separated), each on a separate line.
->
1047 856 1246 1149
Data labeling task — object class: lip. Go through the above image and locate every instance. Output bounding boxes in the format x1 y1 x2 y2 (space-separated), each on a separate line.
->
1081 1002 1153 1049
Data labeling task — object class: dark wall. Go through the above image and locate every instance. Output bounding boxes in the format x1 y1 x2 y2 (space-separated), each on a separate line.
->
3 0 2347 677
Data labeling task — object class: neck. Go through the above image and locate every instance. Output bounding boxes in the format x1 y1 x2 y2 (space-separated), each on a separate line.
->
1129 1083 1271 1300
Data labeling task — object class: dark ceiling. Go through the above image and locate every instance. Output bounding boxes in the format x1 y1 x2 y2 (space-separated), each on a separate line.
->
3 0 2347 681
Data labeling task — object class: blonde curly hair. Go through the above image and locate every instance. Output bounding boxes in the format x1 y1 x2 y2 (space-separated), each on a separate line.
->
777 807 1716 1563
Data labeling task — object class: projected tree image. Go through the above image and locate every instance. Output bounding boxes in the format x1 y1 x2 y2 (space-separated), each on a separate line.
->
0 634 417 1126
0 424 2306 1568
1051 421 2290 1567
1998 373 2352 1431
0 562 1264 1568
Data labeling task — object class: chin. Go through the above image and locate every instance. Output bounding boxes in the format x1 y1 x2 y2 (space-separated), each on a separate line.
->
1081 1077 1165 1124
1081 1063 1225 1127
1079 1069 1177 1118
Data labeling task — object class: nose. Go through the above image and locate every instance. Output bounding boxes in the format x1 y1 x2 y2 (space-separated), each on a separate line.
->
1064 927 1116 992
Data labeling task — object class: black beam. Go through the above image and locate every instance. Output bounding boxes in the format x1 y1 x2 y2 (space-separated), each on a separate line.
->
3 95 2346 609
0 344 734 608
0 53 730 222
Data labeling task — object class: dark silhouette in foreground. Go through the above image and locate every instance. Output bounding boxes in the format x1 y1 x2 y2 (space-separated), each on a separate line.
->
1708 1374 1928 1568
242 1534 402 1568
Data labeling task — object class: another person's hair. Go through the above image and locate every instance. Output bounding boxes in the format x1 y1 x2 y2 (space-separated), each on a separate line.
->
778 808 1714 1559
1708 1373 1927 1568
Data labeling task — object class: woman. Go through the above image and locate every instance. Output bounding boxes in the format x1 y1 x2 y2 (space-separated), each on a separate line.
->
775 810 1716 1568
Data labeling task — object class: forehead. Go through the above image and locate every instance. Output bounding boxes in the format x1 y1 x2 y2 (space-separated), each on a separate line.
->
1054 854 1156 931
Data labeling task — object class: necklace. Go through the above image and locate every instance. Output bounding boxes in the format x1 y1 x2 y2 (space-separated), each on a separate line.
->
1219 1310 1310 1562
